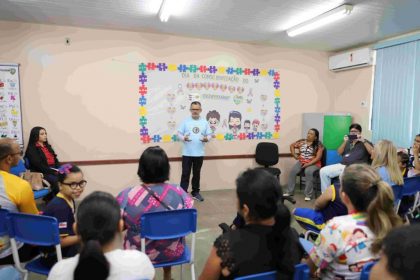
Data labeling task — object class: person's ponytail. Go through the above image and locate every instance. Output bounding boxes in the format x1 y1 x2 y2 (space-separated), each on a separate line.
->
74 240 109 280
367 181 402 253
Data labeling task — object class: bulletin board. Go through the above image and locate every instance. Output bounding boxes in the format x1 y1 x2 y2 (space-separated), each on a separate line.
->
138 63 281 143
0 63 23 147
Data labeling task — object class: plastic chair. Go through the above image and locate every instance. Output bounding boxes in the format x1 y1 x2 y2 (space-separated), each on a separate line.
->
360 261 376 280
399 176 420 218
140 209 197 280
10 159 26 177
299 237 314 254
9 159 51 200
234 264 310 280
255 142 281 180
7 212 62 280
293 263 310 280
391 184 403 212
235 270 277 280
0 208 9 236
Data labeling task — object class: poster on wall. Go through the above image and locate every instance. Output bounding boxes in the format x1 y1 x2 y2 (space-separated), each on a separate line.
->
0 63 23 147
138 63 281 143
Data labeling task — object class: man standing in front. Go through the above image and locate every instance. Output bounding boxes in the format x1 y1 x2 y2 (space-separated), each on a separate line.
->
178 101 212 202
319 123 373 192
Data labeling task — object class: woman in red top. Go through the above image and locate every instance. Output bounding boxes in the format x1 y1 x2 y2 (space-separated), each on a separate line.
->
24 126 60 197
285 128 324 201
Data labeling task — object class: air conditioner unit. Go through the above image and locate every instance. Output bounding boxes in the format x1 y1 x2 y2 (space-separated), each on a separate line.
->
329 48 373 71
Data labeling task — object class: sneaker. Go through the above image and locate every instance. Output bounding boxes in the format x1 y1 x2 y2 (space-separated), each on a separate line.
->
283 193 294 197
304 197 311 201
192 193 204 202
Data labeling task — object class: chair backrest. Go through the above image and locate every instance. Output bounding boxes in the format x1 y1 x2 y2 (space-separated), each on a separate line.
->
23 157 31 170
401 176 420 196
293 263 310 280
360 261 376 280
234 264 310 280
6 212 61 246
10 159 26 177
0 208 9 236
320 147 327 167
391 184 403 212
255 142 279 167
234 270 277 280
140 208 197 240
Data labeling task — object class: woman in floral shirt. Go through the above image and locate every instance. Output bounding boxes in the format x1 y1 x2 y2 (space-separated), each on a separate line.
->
117 146 193 280
308 164 401 279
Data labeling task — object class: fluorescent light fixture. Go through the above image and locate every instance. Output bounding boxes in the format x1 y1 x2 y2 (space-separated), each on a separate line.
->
287 4 353 37
158 0 177 22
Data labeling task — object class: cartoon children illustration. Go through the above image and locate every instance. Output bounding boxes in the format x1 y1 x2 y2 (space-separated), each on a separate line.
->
206 110 221 134
252 119 260 132
228 111 242 136
244 120 251 133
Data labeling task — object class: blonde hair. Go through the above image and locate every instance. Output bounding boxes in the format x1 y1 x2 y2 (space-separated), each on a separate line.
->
371 140 404 185
341 164 402 253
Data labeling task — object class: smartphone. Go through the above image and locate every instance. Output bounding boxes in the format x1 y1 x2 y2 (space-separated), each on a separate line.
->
348 134 358 141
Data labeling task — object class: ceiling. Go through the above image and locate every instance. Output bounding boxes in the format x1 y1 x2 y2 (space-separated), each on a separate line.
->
0 0 419 51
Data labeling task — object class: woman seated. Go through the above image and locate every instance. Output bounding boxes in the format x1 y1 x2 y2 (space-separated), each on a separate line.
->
371 140 404 187
200 168 301 280
285 128 324 201
41 164 86 267
293 181 347 234
117 146 193 280
48 191 155 280
24 126 60 196
307 164 402 279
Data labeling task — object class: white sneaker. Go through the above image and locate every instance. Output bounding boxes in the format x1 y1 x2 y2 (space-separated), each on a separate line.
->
283 193 293 197
304 197 311 201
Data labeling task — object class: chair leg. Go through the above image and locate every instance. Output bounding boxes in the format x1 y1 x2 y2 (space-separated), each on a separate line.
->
180 264 184 280
191 263 196 280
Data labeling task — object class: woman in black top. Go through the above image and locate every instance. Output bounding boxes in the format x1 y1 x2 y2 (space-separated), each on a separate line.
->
24 126 60 196
199 168 301 280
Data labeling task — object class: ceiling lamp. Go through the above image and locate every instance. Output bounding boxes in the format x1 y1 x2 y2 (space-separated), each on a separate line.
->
158 0 177 22
286 4 353 37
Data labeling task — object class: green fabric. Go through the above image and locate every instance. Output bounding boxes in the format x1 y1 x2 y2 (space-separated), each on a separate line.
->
323 116 352 149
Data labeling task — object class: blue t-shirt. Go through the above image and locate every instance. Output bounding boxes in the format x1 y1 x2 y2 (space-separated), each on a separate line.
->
43 195 75 236
377 166 398 186
178 117 211 157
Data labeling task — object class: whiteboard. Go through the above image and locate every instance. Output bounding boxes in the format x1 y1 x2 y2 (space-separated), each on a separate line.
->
0 63 23 147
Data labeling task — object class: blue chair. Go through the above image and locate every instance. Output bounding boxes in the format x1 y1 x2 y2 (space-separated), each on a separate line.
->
401 176 420 218
7 212 62 280
140 209 197 280
0 208 9 236
235 270 277 280
10 159 26 177
234 264 310 280
10 159 51 200
299 238 314 254
293 263 310 280
391 184 403 212
360 261 376 280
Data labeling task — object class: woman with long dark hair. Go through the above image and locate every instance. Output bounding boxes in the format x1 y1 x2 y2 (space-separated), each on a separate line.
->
48 191 155 280
200 168 301 279
286 128 324 201
24 126 60 196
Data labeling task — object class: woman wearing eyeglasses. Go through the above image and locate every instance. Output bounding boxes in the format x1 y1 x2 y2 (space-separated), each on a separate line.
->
41 164 86 267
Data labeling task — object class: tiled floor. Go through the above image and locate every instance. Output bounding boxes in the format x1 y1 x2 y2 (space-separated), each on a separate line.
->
29 185 313 280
